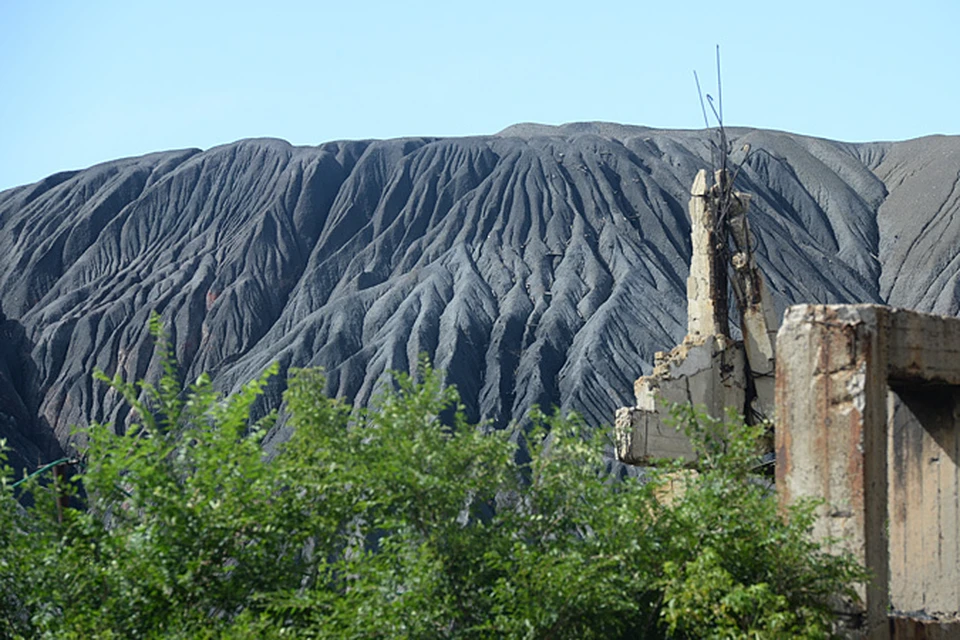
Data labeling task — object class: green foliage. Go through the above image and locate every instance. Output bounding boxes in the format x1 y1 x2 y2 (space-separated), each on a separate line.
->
0 320 866 638
655 406 867 638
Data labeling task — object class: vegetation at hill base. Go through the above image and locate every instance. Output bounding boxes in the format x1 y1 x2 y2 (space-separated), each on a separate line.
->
0 319 865 639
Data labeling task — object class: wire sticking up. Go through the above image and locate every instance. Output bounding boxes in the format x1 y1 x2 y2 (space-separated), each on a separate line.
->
694 71 710 130
694 71 718 172
692 48 777 429
716 45 723 133
694 46 744 327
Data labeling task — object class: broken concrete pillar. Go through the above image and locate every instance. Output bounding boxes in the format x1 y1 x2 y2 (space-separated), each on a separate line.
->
686 170 729 339
776 304 960 638
616 169 773 465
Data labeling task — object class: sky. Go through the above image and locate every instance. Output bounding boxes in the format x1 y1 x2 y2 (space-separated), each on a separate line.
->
1 0 958 191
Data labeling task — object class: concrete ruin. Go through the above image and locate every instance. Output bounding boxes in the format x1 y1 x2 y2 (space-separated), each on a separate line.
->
614 169 776 464
615 169 960 638
777 304 960 638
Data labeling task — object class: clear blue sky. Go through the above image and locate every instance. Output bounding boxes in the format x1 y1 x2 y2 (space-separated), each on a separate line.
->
2 0 957 191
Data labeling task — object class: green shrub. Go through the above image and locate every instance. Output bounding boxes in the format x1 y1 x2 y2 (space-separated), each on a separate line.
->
0 320 865 638
655 406 866 639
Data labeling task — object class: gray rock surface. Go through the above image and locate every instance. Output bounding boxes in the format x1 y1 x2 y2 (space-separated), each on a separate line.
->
1 123 958 469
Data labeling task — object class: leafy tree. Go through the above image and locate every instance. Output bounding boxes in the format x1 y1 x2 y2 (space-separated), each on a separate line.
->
0 320 865 638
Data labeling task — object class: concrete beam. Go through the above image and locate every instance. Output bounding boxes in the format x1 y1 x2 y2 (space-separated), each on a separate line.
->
887 307 960 386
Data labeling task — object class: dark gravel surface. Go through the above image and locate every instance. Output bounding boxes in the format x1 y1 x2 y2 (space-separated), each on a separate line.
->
2 123 958 470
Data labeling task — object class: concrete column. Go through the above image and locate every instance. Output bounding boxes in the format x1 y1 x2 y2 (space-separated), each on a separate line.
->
686 169 728 339
776 305 890 639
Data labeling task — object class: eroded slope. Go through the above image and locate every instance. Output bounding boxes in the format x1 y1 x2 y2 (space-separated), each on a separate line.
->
2 124 958 468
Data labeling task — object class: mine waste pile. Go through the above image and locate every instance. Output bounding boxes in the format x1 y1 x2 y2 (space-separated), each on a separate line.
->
1 122 959 472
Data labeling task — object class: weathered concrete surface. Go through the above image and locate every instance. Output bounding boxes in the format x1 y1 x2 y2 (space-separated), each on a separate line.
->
615 169 763 464
886 308 960 386
776 304 960 639
776 304 889 638
889 615 960 639
616 335 746 463
652 469 699 507
728 200 779 419
888 386 960 626
686 170 729 340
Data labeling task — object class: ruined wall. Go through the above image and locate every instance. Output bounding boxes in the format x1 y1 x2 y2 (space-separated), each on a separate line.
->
776 304 960 638
615 334 745 463
889 387 960 619
613 165 960 637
